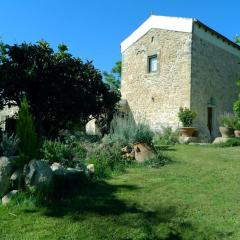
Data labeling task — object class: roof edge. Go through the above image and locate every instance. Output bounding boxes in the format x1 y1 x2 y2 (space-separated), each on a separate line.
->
193 19 240 51
121 15 193 53
121 15 240 53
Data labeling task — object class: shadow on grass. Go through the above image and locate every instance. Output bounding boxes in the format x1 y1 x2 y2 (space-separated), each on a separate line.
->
20 176 228 239
37 179 193 240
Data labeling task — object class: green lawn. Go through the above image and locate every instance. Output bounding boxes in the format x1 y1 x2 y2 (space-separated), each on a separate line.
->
1 145 240 240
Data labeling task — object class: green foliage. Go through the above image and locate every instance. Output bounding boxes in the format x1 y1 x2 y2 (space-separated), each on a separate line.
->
143 152 172 168
103 61 121 93
235 36 240 45
133 124 154 146
16 97 38 164
178 107 196 127
87 143 126 179
41 140 73 166
153 127 179 146
40 139 87 167
0 41 119 137
213 138 240 148
218 113 235 128
0 133 19 157
103 116 154 146
103 115 136 146
233 99 240 119
233 119 240 130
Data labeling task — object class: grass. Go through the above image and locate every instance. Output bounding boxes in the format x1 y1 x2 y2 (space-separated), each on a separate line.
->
1 145 240 239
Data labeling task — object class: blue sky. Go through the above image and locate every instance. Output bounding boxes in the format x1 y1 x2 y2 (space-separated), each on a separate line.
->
0 0 239 72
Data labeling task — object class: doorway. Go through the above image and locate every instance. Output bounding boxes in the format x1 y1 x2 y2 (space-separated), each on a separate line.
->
207 107 213 136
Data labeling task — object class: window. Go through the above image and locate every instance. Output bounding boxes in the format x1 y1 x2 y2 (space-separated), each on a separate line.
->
148 55 157 73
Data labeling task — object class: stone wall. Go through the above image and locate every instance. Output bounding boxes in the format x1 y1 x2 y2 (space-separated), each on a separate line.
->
191 25 240 141
121 28 192 132
0 106 18 131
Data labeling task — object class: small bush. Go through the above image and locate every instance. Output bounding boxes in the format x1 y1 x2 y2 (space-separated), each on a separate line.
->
143 151 172 168
153 127 179 146
214 138 240 148
233 99 240 119
178 107 196 127
133 124 154 146
41 140 74 167
218 113 235 128
233 119 240 130
0 133 19 157
107 115 136 146
103 116 154 146
16 96 38 165
87 143 127 179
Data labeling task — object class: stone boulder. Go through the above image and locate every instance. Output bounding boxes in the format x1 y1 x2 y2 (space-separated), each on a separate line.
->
10 169 23 189
50 162 65 176
2 190 19 205
213 137 230 144
179 136 199 144
24 160 53 190
0 157 12 198
87 164 95 175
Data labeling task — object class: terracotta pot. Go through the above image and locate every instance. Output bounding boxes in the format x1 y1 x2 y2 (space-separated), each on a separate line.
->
133 143 155 162
219 127 234 138
234 130 240 138
179 127 197 137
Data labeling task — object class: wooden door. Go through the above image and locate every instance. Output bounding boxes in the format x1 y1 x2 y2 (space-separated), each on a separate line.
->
207 107 213 135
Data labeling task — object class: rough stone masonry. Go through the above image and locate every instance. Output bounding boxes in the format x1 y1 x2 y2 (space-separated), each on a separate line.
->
121 15 240 141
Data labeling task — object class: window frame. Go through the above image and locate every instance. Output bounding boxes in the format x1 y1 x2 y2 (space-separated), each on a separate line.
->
148 55 158 73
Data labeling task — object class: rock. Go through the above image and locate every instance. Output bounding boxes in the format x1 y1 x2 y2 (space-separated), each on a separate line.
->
85 119 101 136
121 146 132 154
66 168 84 175
133 143 155 162
24 160 53 190
179 136 199 144
87 164 95 173
10 169 23 189
50 162 65 175
0 157 12 198
213 137 230 144
2 190 19 205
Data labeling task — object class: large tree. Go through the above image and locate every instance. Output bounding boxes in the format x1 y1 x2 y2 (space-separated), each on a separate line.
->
103 61 121 93
0 41 119 136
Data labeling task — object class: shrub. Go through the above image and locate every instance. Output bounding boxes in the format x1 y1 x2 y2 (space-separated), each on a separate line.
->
16 97 38 165
143 151 172 168
153 127 179 146
0 133 19 157
87 143 127 179
214 138 240 148
103 116 154 146
40 139 87 168
106 115 136 146
41 140 73 167
133 124 154 146
218 113 235 128
233 119 240 130
178 107 196 127
233 99 240 119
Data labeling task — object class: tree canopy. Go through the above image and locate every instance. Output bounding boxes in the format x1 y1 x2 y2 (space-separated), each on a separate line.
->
0 40 120 136
103 61 121 93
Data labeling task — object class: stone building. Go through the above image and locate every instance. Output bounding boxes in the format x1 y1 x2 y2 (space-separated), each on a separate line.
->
121 15 240 141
